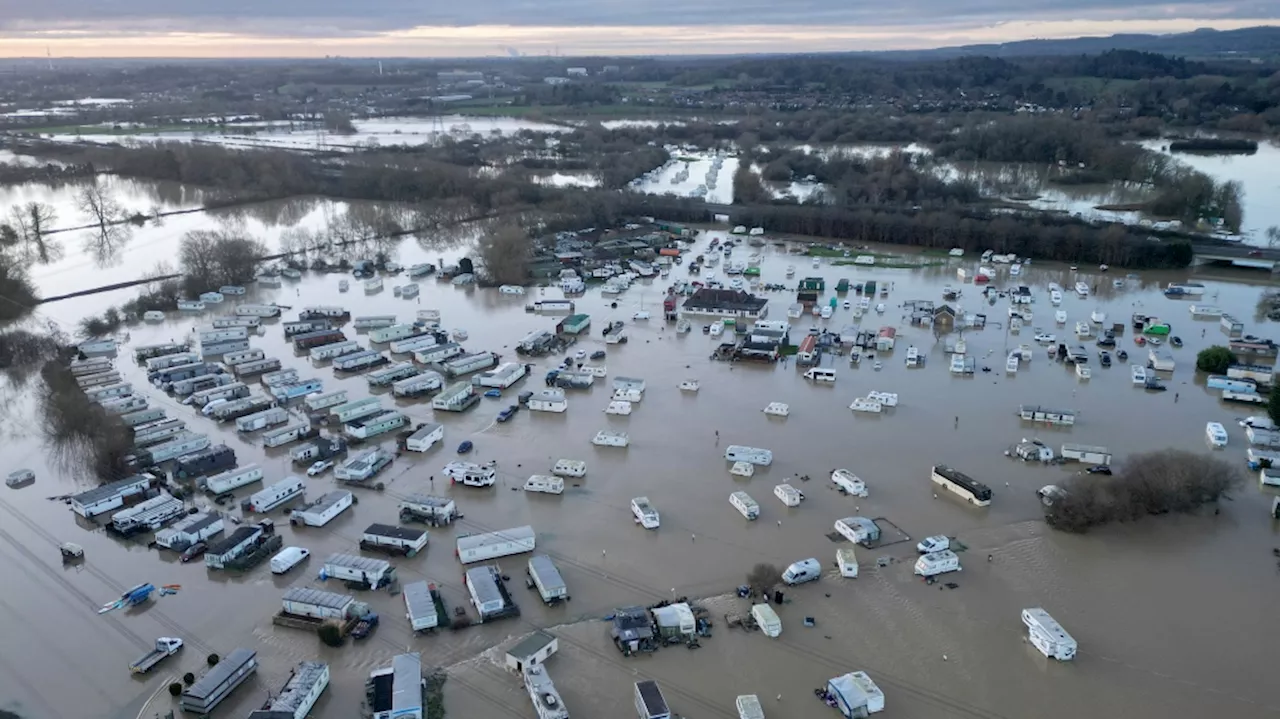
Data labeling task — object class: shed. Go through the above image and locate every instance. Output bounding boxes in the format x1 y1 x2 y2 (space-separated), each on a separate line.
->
652 602 696 638
505 631 559 673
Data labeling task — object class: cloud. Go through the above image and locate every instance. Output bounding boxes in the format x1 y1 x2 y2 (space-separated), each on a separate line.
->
2 0 1271 38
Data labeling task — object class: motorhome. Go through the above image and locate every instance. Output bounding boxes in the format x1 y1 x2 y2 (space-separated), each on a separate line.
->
781 558 821 585
803 367 837 383
930 465 993 507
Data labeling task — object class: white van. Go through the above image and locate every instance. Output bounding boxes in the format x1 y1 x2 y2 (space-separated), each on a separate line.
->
803 368 836 383
782 558 821 585
270 546 310 575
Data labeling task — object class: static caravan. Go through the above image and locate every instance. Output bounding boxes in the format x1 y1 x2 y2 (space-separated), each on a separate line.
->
111 493 186 535
826 672 885 717
282 319 332 338
77 371 122 389
405 423 445 452
233 357 283 378
322 553 395 588
310 340 361 361
222 348 264 367
263 422 314 448
86 382 133 403
836 547 859 578
197 325 249 344
723 445 773 466
360 523 429 557
431 382 479 412
527 554 569 603
133 419 188 446
439 351 498 378
931 464 993 507
527 389 568 413
102 395 149 414
466 565 517 622
261 368 300 388
835 516 880 546
1017 405 1076 426
150 361 216 384
154 511 224 551
398 494 457 525
774 483 803 507
271 378 324 401
300 305 350 320
389 334 438 354
210 315 259 328
751 603 782 638
134 342 189 362
201 339 251 356
634 681 671 719
234 304 281 318
290 490 353 528
473 362 528 389
174 444 236 479
293 328 346 351
333 350 389 373
133 433 212 466
334 448 393 483
1060 444 1112 465
120 408 166 427
370 324 420 344
173 373 233 397
305 390 348 412
393 371 443 398
366 361 419 387
456 525 536 564
344 410 408 440
353 315 398 330
179 648 258 716
1148 348 1175 372
204 464 264 495
236 406 290 433
145 352 200 372
244 476 305 513
403 581 440 632
331 397 382 423
414 342 464 365
289 437 347 465
69 475 153 517
255 661 329 719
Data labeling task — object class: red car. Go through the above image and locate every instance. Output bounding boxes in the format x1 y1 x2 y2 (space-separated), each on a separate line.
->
179 542 207 563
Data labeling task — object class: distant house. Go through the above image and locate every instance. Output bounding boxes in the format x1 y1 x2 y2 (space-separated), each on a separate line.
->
682 289 768 320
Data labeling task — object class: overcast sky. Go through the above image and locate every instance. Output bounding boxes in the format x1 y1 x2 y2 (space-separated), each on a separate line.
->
0 1 1276 56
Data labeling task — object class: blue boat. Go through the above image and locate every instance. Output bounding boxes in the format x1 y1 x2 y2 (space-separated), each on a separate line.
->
457 441 473 454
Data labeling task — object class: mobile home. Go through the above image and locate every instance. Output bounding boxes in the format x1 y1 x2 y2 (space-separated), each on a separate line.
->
404 423 445 452
233 357 283 378
332 396 382 423
322 553 395 587
304 389 348 412
70 475 153 517
333 350 389 373
293 328 346 351
263 422 315 448
300 305 350 320
154 511 224 551
403 581 440 632
271 378 324 401
174 444 236 479
473 362 528 389
145 352 200 372
466 565 518 622
244 476 306 513
389 334 438 354
180 648 258 715
414 341 464 365
353 315 397 330
201 339 251 356
290 490 353 527
222 348 264 367
361 523 429 557
367 362 420 387
344 410 408 440
439 351 498 378
334 448 393 483
197 325 249 344
234 304 280 318
282 319 332 338
431 382 479 412
204 464 264 494
1059 444 1112 465
456 525 536 564
236 406 290 432
261 368 301 388
370 323 420 344
310 340 361 361
393 371 444 398
527 554 569 603
111 493 186 535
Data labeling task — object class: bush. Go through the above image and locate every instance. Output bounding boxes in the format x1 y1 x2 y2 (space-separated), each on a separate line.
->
206 653 219 666
746 563 782 596
317 622 344 647
182 672 195 685
167 682 183 697
1195 345 1236 374
1044 449 1241 533
1270 385 1280 427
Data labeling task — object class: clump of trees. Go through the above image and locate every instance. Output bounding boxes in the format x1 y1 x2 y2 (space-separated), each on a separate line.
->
746 562 782 596
323 112 357 135
1043 450 1241 533
37 360 133 482
177 229 267 294
1269 385 1280 426
1195 345 1237 374
475 223 532 285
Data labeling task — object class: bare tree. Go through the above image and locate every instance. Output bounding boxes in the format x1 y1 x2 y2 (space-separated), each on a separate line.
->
476 223 531 285
178 229 266 292
745 563 782 596
8 202 61 264
76 180 132 264
1266 225 1280 250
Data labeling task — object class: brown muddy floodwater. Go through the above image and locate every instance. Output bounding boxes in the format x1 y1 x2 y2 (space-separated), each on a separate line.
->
1 229 1278 719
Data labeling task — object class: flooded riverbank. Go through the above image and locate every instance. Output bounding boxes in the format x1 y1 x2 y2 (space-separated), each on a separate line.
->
2 229 1279 719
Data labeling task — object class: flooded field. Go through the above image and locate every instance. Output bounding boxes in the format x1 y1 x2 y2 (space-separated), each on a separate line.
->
2 226 1279 719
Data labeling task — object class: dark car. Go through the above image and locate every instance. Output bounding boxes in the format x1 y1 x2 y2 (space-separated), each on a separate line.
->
518 390 534 405
497 405 519 423
1095 336 1115 348
1099 351 1112 367
457 440 473 454
590 350 607 360
179 542 207 563
1086 465 1113 475
351 613 379 639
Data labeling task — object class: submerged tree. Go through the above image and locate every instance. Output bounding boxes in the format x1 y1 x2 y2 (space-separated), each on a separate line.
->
475 224 530 285
8 202 61 264
178 229 267 293
1195 345 1236 374
746 562 783 596
76 179 132 264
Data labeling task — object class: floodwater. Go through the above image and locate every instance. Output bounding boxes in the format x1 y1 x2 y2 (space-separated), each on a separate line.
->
633 152 740 205
2 226 1279 719
1141 140 1280 241
35 116 573 153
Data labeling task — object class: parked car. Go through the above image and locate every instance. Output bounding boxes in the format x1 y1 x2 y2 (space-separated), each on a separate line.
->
633 311 651 320
457 440 473 454
483 389 502 398
307 460 334 476
590 350 606 360
179 542 207 563
497 405 519 423
1086 465 1113 475
1099 351 1111 367
1095 336 1116 347
575 349 586 360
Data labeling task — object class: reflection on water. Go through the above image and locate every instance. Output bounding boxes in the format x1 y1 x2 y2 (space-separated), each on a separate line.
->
1142 140 1280 240
5 226 1280 719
